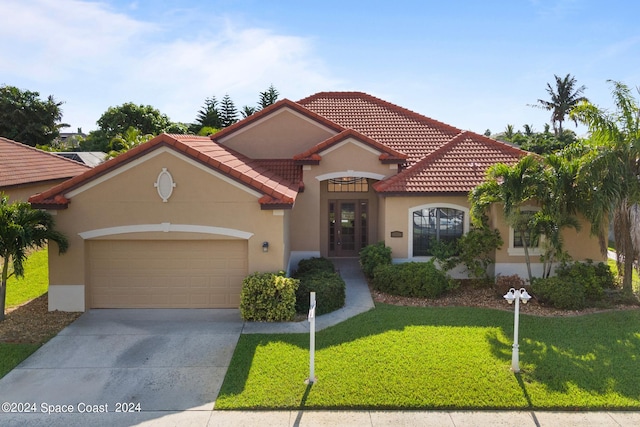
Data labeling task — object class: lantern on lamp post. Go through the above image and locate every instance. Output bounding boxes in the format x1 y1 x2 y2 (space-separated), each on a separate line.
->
503 287 531 373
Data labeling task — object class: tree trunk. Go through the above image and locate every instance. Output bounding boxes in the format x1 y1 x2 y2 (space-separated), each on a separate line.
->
0 259 7 322
0 281 5 322
522 237 533 283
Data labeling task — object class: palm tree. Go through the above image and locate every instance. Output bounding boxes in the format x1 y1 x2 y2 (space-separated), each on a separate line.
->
470 155 545 282
534 152 581 277
533 74 588 136
0 194 69 321
570 80 640 294
106 127 153 159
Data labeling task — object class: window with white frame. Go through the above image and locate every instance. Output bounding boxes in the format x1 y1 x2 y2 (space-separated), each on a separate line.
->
412 207 465 256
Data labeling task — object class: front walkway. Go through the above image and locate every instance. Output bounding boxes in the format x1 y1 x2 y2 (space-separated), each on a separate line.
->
242 258 374 334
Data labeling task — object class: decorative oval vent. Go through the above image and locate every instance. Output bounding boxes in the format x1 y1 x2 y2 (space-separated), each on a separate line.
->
154 168 176 202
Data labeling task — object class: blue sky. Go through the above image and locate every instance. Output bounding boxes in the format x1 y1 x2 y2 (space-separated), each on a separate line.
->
1 0 639 136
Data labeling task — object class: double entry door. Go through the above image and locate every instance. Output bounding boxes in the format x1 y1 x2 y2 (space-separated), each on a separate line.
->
329 200 368 257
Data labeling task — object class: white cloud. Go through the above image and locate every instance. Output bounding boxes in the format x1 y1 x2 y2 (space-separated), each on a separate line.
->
0 0 340 130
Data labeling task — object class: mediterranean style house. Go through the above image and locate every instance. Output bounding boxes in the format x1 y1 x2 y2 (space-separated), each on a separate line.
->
29 92 604 311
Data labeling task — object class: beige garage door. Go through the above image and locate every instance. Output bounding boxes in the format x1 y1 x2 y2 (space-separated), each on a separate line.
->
87 240 248 308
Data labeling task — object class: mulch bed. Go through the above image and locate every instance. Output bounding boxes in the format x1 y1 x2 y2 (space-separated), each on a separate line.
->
371 284 640 317
1 294 82 344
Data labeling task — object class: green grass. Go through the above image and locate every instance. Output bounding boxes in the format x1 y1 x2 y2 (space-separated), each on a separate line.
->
217 304 640 410
5 248 49 307
607 258 640 293
1 248 49 379
0 343 40 378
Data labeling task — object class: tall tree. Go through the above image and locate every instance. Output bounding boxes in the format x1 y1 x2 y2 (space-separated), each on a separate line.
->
193 96 222 130
220 94 238 128
0 85 68 146
97 102 171 138
0 194 69 321
258 84 279 110
571 80 640 294
532 74 588 136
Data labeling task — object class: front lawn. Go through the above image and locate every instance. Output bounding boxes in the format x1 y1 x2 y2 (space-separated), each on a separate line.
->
216 304 640 410
5 247 49 307
0 343 40 378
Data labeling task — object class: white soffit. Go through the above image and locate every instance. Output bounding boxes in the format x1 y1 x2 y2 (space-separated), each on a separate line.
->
65 146 263 199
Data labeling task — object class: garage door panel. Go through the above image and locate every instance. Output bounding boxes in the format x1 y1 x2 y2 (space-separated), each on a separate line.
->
88 240 248 308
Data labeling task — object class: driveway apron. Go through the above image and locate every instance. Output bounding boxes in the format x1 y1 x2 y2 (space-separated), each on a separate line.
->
0 309 242 425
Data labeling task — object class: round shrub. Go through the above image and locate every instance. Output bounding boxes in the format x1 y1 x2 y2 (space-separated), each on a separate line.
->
359 241 392 279
240 272 299 322
372 261 450 298
295 257 335 277
295 271 346 315
531 277 586 310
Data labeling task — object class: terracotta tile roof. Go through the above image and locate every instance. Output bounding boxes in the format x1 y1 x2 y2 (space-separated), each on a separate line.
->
254 159 304 190
0 137 91 188
292 129 407 164
29 134 299 209
373 132 528 193
298 92 462 166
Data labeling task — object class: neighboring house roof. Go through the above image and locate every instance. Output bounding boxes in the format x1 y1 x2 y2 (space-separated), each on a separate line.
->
374 131 528 194
54 152 107 167
29 134 299 209
0 137 91 189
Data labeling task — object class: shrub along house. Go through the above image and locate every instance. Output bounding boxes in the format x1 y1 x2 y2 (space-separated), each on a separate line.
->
29 92 604 311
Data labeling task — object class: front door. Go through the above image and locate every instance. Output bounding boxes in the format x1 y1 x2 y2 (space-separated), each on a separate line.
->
329 200 368 257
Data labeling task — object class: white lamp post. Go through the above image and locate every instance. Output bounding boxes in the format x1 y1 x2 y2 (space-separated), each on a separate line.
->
503 287 531 373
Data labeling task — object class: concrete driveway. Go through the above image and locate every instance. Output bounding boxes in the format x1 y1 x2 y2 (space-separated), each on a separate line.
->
0 309 243 426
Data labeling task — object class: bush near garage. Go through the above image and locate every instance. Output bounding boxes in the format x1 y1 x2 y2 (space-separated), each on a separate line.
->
531 260 615 310
359 241 392 279
372 261 451 298
239 272 299 321
293 257 345 315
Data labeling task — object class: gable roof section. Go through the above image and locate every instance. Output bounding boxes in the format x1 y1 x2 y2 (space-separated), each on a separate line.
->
373 132 528 194
212 98 344 143
292 129 407 164
29 134 299 209
0 137 91 189
298 92 462 166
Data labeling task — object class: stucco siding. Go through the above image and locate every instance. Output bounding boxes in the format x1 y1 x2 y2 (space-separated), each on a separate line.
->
47 148 287 310
219 108 336 158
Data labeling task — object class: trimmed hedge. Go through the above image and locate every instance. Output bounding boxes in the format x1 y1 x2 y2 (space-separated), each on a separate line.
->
531 260 615 310
294 257 345 315
240 272 299 322
372 261 451 298
359 241 392 279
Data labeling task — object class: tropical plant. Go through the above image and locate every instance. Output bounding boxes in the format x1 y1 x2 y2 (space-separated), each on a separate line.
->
106 126 154 159
470 155 544 282
0 194 69 321
570 80 640 295
532 73 588 136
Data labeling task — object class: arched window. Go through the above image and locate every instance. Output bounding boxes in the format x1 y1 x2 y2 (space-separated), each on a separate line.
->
411 205 467 257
